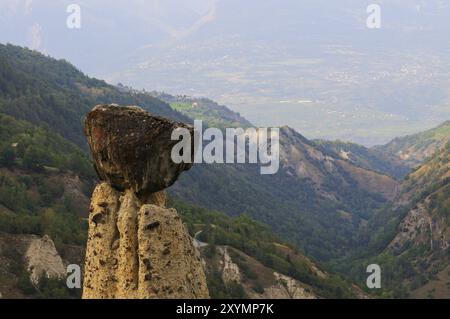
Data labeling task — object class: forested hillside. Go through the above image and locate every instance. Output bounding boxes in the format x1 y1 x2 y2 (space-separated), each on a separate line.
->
173 199 362 299
334 143 449 298
0 44 189 148
172 126 398 261
0 112 94 250
153 92 253 129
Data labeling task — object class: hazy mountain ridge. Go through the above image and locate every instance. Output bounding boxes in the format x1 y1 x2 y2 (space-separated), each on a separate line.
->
315 139 411 180
374 121 450 168
315 120 450 180
152 92 253 129
280 127 398 202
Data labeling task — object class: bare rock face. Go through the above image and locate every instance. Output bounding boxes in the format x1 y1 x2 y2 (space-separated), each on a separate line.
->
217 247 241 283
84 104 193 195
25 235 66 285
82 105 209 299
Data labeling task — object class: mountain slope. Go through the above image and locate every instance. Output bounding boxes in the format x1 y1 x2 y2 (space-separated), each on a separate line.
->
171 124 398 261
341 143 449 298
316 139 411 180
153 92 252 129
0 113 93 296
386 143 449 259
0 112 95 247
0 233 84 299
174 200 365 299
0 44 190 148
374 121 450 168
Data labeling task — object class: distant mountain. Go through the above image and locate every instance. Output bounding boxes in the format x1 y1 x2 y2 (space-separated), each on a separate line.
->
374 121 450 168
280 127 398 203
317 121 450 180
152 92 252 129
316 140 411 180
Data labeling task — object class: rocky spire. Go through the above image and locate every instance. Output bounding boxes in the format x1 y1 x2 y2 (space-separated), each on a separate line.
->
82 105 209 299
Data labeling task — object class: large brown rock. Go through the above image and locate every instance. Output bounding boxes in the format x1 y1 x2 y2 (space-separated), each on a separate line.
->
84 104 193 195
